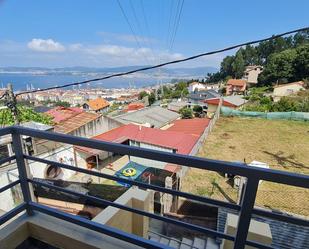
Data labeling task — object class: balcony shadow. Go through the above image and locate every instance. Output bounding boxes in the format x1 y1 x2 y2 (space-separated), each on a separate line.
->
262 151 309 170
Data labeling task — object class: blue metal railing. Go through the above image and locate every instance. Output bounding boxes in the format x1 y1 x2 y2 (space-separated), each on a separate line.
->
0 126 308 249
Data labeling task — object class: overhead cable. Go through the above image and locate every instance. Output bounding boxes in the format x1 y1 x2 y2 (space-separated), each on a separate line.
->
16 26 309 96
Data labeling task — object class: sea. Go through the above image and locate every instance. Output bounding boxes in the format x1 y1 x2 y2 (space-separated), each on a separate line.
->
0 73 168 91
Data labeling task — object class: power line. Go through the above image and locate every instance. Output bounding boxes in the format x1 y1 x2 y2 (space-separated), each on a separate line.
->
16 26 309 96
169 0 184 51
116 0 151 65
130 0 156 62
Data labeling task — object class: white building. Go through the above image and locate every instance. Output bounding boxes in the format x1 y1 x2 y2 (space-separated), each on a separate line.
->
242 65 263 87
273 81 305 102
188 82 206 93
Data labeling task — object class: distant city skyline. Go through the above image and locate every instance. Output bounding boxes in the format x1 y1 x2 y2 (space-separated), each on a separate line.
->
0 0 308 68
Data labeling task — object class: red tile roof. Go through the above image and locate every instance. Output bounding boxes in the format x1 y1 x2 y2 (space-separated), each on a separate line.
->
125 102 145 112
78 124 199 155
204 98 237 108
46 107 83 123
87 97 110 111
166 118 210 138
227 79 246 86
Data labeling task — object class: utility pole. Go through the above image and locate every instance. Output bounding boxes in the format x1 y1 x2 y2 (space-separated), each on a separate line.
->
7 83 19 125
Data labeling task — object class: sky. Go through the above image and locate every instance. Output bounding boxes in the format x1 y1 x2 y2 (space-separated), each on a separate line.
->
0 0 308 68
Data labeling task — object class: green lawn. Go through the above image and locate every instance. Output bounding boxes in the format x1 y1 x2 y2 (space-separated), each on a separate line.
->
181 117 309 216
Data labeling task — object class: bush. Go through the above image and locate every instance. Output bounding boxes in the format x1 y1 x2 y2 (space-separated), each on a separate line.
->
179 107 193 119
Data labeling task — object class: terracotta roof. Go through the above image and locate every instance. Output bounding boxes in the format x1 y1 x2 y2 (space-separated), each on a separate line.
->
77 124 199 155
54 112 100 134
273 81 304 89
46 107 83 123
87 97 110 111
125 102 145 112
166 118 210 138
204 98 237 108
227 79 246 86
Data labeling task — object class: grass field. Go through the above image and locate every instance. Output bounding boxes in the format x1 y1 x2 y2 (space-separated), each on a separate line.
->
181 117 309 216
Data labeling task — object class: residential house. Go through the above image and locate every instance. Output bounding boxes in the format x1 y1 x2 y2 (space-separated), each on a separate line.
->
226 79 247 95
82 97 110 113
273 81 305 102
37 107 114 181
205 95 248 114
242 65 263 87
111 106 180 128
46 106 108 138
75 120 210 175
188 82 206 93
187 89 221 107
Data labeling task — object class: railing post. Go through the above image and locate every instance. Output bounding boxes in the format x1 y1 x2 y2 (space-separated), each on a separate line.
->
233 178 259 249
12 132 34 215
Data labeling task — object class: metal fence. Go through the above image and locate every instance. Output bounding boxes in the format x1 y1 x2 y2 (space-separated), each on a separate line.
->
0 126 308 249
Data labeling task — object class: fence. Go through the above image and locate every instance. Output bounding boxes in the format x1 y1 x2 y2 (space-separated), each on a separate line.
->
221 107 309 121
190 98 223 156
0 125 308 249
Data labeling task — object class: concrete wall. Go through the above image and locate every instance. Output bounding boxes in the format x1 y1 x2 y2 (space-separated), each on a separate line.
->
28 144 77 180
0 212 145 249
0 169 19 212
93 188 152 238
68 115 121 139
273 84 305 102
222 213 272 249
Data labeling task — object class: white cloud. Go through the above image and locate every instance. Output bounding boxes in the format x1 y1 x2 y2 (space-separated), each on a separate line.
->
81 44 183 64
27 38 65 52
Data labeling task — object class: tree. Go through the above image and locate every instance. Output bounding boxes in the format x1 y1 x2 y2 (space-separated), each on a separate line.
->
138 91 148 100
205 31 308 84
193 105 203 117
148 92 156 105
294 44 309 80
55 101 70 107
242 45 259 65
259 48 297 85
0 107 53 126
220 56 235 78
232 50 245 78
179 107 193 119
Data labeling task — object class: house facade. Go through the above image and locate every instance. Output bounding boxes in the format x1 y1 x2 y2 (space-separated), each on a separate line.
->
226 79 247 96
188 82 206 93
205 95 247 114
242 65 263 87
82 97 110 113
273 81 305 102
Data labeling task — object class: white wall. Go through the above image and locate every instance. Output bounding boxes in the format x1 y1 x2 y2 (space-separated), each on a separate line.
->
0 168 19 212
188 83 206 93
129 141 173 169
28 145 76 180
